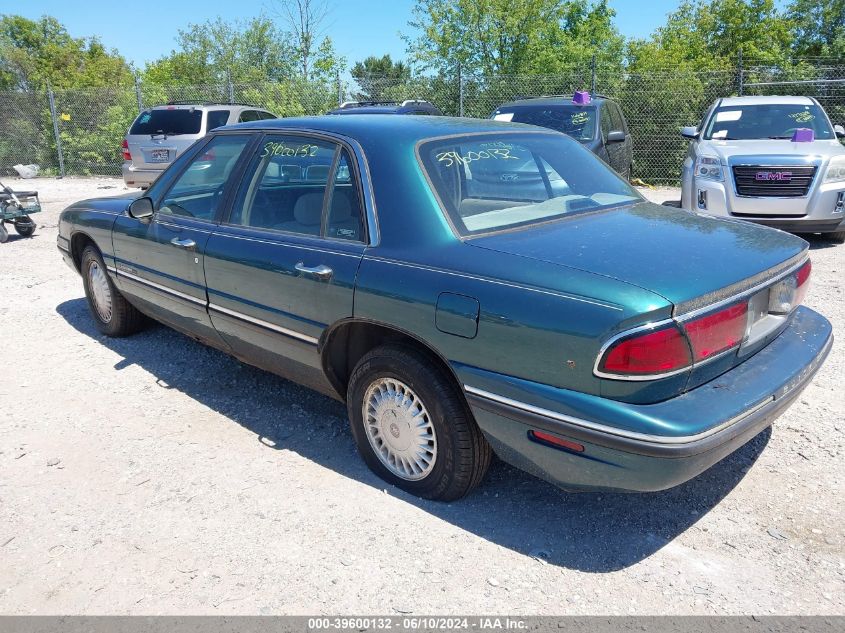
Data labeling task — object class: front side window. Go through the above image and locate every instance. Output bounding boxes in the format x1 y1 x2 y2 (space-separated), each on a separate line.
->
703 103 834 140
229 135 365 241
158 134 251 221
493 106 597 142
419 132 641 236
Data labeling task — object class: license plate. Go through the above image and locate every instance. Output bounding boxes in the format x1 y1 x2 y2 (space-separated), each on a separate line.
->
150 149 169 163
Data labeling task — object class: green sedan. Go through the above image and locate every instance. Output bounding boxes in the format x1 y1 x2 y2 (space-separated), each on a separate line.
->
57 115 832 501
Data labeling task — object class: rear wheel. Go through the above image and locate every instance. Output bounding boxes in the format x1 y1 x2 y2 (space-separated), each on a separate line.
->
347 345 492 501
825 230 845 244
81 245 145 337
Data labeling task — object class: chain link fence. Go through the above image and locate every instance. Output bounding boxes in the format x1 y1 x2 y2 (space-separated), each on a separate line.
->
0 61 842 185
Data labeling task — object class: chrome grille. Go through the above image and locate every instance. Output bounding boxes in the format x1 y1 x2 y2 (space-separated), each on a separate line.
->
732 165 817 197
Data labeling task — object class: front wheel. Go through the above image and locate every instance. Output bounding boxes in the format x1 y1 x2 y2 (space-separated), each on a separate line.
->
347 345 492 501
81 245 145 337
0 223 8 243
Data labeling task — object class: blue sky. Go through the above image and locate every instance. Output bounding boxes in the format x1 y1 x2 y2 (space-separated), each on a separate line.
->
0 0 688 70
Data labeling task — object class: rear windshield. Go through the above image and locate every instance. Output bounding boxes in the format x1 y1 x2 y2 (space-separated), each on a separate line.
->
129 108 202 136
492 106 597 141
419 132 641 236
703 103 833 140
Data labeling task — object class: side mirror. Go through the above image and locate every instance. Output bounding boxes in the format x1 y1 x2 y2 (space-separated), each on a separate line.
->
128 196 154 220
606 130 626 143
680 126 698 140
835 124 845 139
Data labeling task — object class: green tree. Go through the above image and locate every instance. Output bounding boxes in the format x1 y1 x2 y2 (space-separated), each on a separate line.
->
271 0 345 81
626 0 792 71
787 0 845 58
405 0 624 76
350 55 411 100
142 17 296 85
0 14 131 90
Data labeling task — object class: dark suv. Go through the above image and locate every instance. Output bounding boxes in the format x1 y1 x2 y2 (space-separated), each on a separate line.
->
328 99 443 116
491 94 633 179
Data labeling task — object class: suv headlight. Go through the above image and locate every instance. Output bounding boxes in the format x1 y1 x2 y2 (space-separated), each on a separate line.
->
823 155 845 183
694 155 723 181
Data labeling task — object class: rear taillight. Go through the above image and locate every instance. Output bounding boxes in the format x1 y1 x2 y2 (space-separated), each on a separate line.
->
121 139 131 161
599 325 692 377
769 260 811 314
683 301 748 362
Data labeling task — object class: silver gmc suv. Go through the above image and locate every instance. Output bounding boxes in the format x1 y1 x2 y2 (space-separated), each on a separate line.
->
680 96 845 243
122 103 276 188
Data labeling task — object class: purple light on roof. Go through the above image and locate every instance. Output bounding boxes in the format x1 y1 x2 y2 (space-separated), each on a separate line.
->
572 91 591 105
791 128 814 142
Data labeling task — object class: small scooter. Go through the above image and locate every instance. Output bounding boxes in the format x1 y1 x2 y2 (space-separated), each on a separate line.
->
0 181 41 243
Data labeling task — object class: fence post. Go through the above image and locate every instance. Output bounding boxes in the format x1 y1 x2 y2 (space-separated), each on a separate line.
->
227 69 235 104
590 55 597 95
738 49 744 96
337 69 343 107
47 87 65 178
134 74 144 112
457 63 464 117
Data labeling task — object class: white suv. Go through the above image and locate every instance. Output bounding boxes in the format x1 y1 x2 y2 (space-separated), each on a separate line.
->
680 96 845 243
122 103 276 188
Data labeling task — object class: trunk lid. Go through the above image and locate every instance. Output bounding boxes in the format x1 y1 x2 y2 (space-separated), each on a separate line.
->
468 201 807 311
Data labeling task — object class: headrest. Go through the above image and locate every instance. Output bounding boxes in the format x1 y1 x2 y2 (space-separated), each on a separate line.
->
306 164 330 181
294 193 324 225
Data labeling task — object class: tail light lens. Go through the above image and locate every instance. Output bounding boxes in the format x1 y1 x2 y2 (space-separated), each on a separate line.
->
683 301 748 361
121 139 131 161
769 260 811 314
599 325 692 377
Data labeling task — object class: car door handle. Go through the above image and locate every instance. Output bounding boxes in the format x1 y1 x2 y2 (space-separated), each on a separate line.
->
295 262 333 280
170 237 196 250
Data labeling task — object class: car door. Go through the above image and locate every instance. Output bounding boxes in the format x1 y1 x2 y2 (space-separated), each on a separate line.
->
203 133 368 394
111 133 255 346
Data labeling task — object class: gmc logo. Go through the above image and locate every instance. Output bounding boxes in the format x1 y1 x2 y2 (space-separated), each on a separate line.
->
755 171 792 181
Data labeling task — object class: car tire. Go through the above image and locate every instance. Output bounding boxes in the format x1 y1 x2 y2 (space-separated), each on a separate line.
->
347 344 492 501
81 245 145 337
0 223 8 243
826 230 845 244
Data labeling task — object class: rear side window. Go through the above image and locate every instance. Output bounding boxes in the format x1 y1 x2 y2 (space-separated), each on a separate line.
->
229 136 365 241
130 109 202 135
238 110 261 123
206 110 231 131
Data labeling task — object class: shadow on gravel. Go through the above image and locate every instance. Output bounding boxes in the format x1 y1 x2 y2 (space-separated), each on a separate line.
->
805 235 843 251
57 297 769 573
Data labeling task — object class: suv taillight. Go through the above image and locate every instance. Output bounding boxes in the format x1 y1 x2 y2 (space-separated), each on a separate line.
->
121 139 131 161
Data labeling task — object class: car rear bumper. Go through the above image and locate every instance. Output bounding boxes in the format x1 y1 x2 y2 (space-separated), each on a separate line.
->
122 162 163 188
463 306 832 492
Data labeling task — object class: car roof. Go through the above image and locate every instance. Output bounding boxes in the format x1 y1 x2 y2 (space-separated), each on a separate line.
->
496 95 608 109
217 114 547 146
717 95 817 106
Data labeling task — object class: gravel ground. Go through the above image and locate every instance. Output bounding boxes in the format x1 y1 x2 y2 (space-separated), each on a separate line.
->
0 177 842 615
